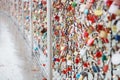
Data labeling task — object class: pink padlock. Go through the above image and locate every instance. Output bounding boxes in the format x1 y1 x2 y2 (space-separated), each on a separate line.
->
87 38 94 46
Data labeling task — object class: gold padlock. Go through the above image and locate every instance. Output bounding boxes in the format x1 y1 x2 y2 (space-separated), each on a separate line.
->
61 0 66 3
112 25 117 32
99 30 108 38
78 75 84 80
94 9 103 16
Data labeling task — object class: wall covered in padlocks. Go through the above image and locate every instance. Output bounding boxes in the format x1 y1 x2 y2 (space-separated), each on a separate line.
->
0 0 120 80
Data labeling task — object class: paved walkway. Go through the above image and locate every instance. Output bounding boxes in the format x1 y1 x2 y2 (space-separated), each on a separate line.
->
0 12 33 80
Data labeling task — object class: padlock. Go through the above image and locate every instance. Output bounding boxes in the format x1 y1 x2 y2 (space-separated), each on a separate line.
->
101 38 109 43
112 25 117 32
96 24 104 32
92 64 100 73
109 2 120 15
95 51 103 58
103 65 109 73
87 38 94 46
112 51 120 65
97 59 101 65
94 9 103 16
83 31 89 38
62 69 67 74
79 4 86 12
76 73 81 79
80 0 84 3
54 15 60 21
115 32 120 41
61 0 66 3
107 13 116 21
102 54 107 62
106 0 113 7
83 62 89 68
80 46 87 57
78 75 83 80
84 9 89 15
99 30 108 38
72 2 77 8
66 66 72 72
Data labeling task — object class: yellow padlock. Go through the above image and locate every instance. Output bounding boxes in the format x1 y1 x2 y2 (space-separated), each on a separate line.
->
61 0 66 3
100 30 108 38
78 75 84 80
94 9 103 16
112 25 117 32
87 28 92 34
67 54 71 60
60 46 65 50
116 10 120 16
74 51 78 56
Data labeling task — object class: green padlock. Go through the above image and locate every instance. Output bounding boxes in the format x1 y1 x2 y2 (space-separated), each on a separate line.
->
102 54 107 62
72 2 77 8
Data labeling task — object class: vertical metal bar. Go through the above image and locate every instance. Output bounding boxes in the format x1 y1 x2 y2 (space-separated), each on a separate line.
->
22 0 24 34
29 0 33 56
110 30 113 80
17 0 18 20
47 0 52 80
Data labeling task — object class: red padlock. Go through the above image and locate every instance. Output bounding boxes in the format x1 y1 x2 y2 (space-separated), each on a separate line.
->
96 24 104 32
64 46 68 51
90 15 98 23
61 31 65 36
87 13 92 20
55 58 60 62
67 66 72 71
83 31 89 38
43 49 47 55
41 0 47 5
67 5 73 11
80 0 84 3
103 65 109 73
75 57 81 64
90 0 95 3
95 51 103 58
77 23 82 29
62 69 67 74
43 64 46 66
83 62 89 67
101 38 109 43
75 42 78 47
61 58 66 62
97 59 101 65
42 78 47 80
54 30 59 36
106 0 113 7
56 44 60 50
107 13 116 21
54 15 60 21
87 38 94 46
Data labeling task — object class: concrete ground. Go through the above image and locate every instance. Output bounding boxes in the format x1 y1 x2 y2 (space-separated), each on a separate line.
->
0 12 35 80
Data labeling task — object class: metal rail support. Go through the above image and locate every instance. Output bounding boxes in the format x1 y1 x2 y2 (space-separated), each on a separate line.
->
47 0 52 80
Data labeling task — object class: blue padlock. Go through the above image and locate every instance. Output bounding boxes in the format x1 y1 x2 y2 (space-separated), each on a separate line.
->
84 9 89 15
26 16 29 19
76 73 81 79
115 34 120 41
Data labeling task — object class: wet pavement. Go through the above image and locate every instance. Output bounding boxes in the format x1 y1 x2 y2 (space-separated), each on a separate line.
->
0 12 33 80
